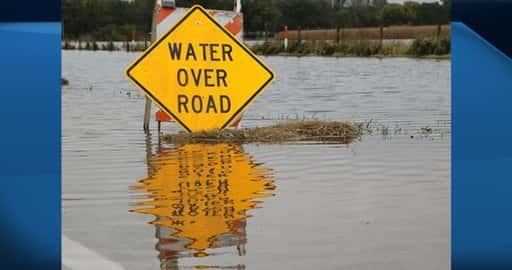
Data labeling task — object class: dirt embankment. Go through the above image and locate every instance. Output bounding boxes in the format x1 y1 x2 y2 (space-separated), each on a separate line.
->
274 25 451 41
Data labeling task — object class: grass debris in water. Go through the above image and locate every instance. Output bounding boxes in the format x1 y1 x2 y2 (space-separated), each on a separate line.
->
164 121 361 144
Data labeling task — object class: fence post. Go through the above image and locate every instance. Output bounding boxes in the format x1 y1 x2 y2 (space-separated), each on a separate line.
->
283 25 288 50
298 26 302 43
379 26 384 49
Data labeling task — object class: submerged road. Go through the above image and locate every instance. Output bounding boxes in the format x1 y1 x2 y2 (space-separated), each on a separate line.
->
62 235 125 270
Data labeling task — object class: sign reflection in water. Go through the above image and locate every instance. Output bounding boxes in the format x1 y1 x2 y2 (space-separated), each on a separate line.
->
131 143 276 269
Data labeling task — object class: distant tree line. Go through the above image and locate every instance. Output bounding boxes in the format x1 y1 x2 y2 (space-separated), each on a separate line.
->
62 0 450 41
248 0 450 34
63 0 153 40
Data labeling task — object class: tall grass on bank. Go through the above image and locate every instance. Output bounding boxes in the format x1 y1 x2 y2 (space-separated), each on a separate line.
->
62 40 75 50
62 35 450 57
251 36 449 57
62 40 148 51
407 36 450 56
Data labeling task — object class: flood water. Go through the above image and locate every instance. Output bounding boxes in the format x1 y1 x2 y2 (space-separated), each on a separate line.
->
62 50 450 270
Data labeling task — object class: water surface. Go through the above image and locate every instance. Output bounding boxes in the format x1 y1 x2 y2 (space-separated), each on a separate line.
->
63 51 450 270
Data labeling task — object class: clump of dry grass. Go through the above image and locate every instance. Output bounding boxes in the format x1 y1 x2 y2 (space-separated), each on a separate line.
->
164 121 362 144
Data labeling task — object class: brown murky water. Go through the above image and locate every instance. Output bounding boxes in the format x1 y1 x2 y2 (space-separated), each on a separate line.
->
62 50 450 270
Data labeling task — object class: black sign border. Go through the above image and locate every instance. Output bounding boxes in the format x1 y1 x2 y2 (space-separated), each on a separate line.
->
126 5 275 132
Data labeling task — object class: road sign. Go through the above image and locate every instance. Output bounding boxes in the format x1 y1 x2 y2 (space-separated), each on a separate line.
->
125 5 274 132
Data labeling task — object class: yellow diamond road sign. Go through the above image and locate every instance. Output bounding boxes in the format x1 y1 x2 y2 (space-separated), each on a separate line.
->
125 5 274 132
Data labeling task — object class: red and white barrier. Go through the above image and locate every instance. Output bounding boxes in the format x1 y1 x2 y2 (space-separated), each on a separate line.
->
154 3 244 129
156 5 243 39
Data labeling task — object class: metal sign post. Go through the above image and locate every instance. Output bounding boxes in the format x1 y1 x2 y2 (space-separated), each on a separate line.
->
143 0 159 133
